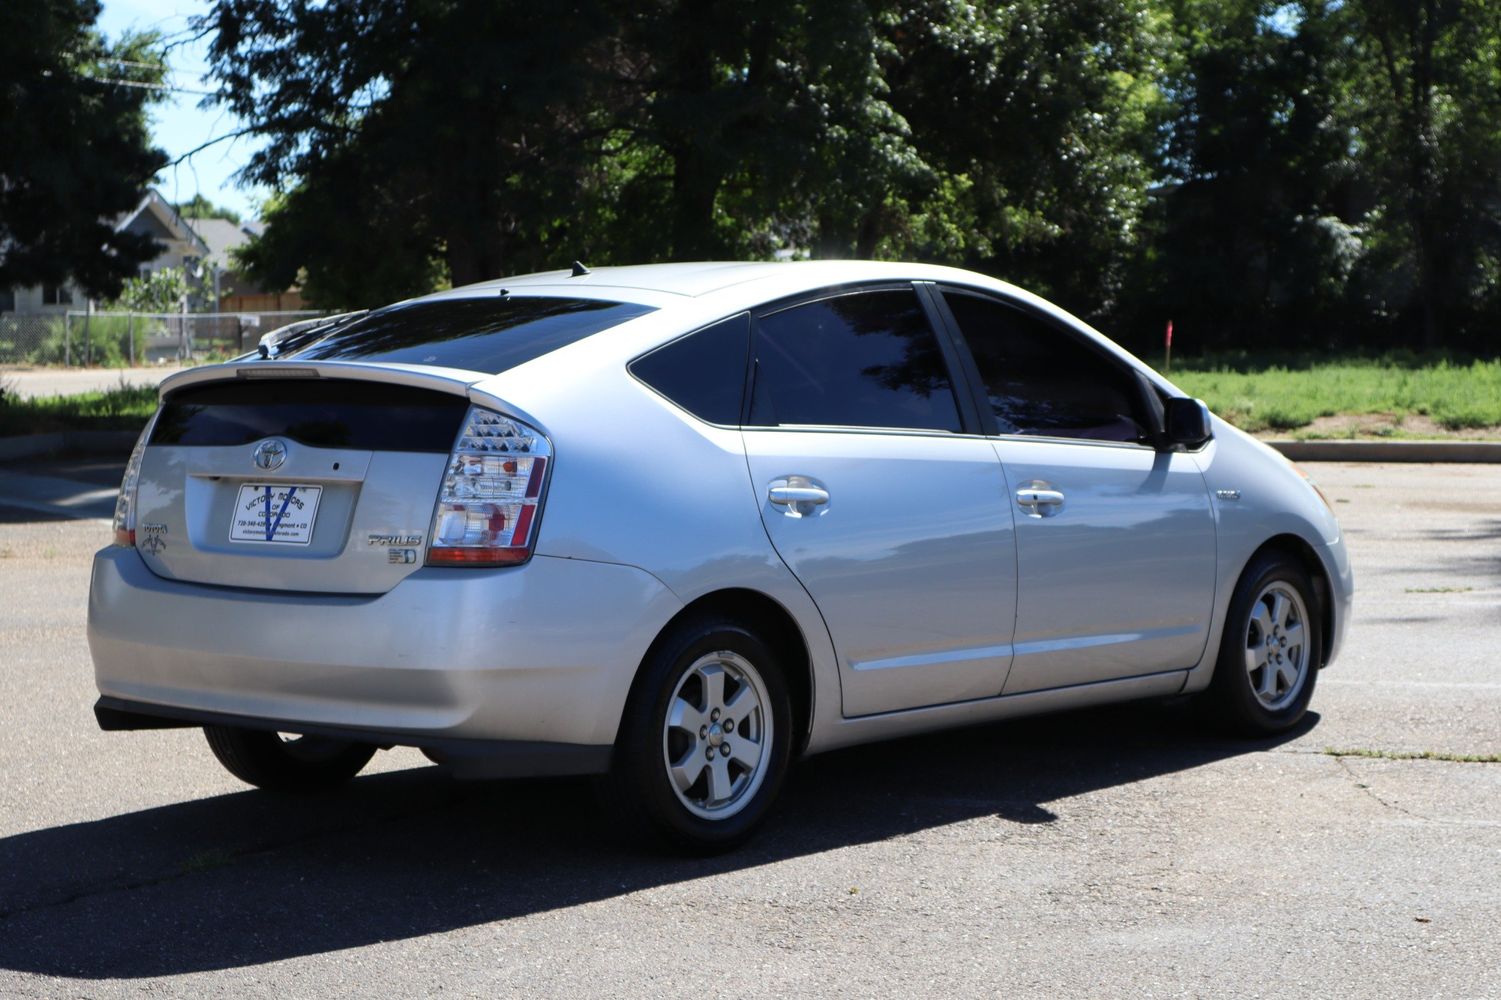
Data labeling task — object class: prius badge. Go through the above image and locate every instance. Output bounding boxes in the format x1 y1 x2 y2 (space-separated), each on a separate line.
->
252 438 288 471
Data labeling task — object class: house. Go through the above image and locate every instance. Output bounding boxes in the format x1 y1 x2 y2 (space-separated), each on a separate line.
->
0 188 303 316
189 215 306 313
1 189 209 316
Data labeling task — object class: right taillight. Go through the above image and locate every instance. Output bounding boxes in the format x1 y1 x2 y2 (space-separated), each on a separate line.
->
426 406 550 566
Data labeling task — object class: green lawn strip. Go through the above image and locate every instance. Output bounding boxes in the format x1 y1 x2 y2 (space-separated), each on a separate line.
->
1322 747 1501 764
0 382 157 437
1170 355 1501 434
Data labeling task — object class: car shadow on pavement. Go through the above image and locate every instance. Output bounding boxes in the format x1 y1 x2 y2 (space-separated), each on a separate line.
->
0 700 1318 979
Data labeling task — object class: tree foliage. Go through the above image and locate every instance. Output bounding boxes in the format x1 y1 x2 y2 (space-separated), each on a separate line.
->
107 265 212 314
0 0 167 300
200 0 1501 352
1342 0 1501 350
176 194 241 224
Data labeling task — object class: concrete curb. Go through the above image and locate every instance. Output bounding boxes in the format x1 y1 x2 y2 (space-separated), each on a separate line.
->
1266 439 1501 462
0 430 140 462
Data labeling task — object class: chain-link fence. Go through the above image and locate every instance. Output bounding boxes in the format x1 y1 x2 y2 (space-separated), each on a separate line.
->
0 310 335 366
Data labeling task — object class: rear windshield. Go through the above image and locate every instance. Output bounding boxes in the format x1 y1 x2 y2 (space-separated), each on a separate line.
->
282 296 655 373
151 380 471 451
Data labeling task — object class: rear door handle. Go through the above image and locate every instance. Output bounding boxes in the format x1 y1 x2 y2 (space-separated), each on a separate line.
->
768 479 829 518
769 486 829 506
1016 487 1065 517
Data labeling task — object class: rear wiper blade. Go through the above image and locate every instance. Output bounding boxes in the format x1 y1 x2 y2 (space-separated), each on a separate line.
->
255 310 368 360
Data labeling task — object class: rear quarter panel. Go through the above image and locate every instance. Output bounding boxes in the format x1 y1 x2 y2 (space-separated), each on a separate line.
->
473 326 845 743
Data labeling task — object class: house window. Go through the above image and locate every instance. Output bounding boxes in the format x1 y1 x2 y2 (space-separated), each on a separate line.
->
42 284 73 306
0 288 14 312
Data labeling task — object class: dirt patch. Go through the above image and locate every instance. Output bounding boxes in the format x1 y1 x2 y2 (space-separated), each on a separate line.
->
1254 412 1501 440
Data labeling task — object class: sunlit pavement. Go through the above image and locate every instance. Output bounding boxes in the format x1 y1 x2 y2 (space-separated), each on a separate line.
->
0 463 1496 998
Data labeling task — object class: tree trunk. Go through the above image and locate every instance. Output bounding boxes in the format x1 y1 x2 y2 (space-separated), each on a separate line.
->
668 149 722 262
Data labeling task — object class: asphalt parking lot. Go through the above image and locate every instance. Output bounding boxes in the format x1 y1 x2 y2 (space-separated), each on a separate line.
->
0 461 1497 998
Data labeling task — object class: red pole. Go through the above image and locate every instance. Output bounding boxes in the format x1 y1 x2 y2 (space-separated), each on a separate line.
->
1164 319 1174 373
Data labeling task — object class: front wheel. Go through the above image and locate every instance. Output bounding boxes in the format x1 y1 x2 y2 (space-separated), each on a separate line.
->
204 726 376 791
1205 551 1323 735
609 618 793 852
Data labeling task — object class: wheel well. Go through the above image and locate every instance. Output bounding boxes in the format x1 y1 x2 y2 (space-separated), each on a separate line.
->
1248 534 1334 668
632 589 815 753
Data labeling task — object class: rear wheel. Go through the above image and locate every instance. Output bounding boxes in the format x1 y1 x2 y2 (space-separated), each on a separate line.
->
1205 551 1322 735
204 726 376 791
609 617 792 852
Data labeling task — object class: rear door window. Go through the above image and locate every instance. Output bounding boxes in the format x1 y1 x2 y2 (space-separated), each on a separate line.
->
747 289 961 432
284 296 654 373
942 291 1151 444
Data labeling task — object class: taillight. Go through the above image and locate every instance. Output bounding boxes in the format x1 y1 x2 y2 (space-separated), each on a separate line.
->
426 406 551 566
112 409 160 546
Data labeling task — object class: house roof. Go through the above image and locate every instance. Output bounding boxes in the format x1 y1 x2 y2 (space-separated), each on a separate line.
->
189 216 259 269
114 190 211 256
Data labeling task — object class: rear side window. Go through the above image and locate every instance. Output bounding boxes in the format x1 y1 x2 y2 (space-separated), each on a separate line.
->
748 290 961 432
943 292 1150 444
629 313 750 424
285 296 655 373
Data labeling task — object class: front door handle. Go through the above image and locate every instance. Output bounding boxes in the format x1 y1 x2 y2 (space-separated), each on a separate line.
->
1016 486 1065 517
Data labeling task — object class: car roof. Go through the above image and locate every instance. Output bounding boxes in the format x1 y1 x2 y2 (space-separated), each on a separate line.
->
419 260 1002 303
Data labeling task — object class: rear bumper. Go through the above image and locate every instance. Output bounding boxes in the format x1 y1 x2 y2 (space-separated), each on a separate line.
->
88 547 682 754
94 696 611 778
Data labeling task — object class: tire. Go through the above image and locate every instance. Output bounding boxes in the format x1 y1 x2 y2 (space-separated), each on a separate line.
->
608 617 793 853
203 726 376 791
1205 550 1323 735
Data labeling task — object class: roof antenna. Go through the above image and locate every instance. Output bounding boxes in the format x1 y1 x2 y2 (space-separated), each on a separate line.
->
570 260 591 277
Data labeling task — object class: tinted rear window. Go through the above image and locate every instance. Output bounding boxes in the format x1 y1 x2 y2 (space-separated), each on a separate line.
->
283 296 655 373
151 380 471 452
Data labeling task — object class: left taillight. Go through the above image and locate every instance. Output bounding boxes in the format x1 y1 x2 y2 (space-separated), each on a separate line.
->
426 405 551 567
112 408 160 547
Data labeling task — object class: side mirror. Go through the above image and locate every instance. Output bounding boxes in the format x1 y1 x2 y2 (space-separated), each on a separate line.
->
1164 397 1212 449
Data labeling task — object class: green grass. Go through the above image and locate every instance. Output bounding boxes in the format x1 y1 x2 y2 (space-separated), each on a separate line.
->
0 380 158 437
1169 354 1501 434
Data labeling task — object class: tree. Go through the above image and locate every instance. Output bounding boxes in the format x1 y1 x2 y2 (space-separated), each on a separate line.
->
0 0 167 300
203 0 1174 317
1342 0 1501 349
108 266 213 314
881 0 1172 321
200 0 621 304
1125 0 1361 354
176 194 241 224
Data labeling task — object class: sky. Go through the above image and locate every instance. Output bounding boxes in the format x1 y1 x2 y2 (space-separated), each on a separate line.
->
97 0 268 221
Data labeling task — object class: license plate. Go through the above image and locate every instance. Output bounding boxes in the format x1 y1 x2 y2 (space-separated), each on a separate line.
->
229 483 324 545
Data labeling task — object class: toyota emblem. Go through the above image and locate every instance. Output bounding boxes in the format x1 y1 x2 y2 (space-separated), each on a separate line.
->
252 439 288 471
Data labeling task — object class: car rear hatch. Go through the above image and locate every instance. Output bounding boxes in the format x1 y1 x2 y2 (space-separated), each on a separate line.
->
132 365 474 595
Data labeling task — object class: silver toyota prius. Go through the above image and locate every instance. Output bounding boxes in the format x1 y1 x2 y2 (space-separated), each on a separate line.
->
89 261 1352 850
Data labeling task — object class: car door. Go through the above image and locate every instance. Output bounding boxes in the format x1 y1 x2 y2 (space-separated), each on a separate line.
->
934 288 1217 694
740 286 1019 718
